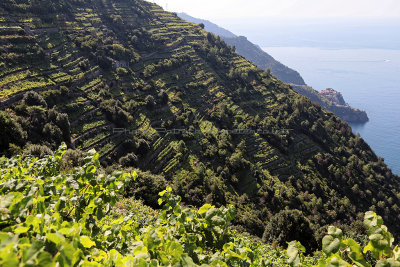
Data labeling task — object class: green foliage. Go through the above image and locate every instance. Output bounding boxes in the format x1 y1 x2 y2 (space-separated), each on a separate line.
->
22 90 48 108
289 211 400 266
23 143 53 158
119 152 138 167
263 209 317 252
12 92 71 148
0 145 299 266
125 169 167 208
1 0 400 247
287 241 306 267
61 149 86 169
0 111 27 153
0 143 134 265
100 99 132 127
145 95 156 109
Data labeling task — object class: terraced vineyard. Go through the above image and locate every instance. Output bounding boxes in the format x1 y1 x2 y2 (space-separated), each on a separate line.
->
1 0 400 246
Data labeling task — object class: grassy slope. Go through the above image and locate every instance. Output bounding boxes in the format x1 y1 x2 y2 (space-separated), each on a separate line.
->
0 0 400 241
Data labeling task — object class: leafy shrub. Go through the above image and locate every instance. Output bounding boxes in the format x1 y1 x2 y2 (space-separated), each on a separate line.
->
145 94 156 109
100 99 131 127
125 169 167 208
0 111 27 153
48 109 71 141
116 67 128 76
158 89 169 104
26 105 47 129
22 90 47 107
136 138 150 155
60 85 70 95
0 144 132 266
23 144 53 158
6 143 23 157
263 209 317 252
288 211 400 266
61 148 86 169
119 152 138 167
43 122 63 143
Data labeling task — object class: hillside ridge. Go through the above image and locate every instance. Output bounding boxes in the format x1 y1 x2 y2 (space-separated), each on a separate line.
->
0 0 397 244
177 13 368 123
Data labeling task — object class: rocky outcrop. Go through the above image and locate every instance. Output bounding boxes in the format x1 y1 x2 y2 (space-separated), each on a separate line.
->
293 85 369 123
328 105 369 123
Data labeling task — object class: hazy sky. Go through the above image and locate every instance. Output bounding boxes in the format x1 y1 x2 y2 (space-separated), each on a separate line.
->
149 0 400 20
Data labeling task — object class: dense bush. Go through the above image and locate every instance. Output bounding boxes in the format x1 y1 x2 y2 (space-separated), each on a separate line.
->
100 99 132 127
119 152 138 167
145 94 156 109
43 122 63 143
0 111 27 154
136 138 150 155
61 148 86 169
23 144 53 158
125 169 167 208
48 109 71 141
22 90 47 107
263 209 317 252
158 89 169 104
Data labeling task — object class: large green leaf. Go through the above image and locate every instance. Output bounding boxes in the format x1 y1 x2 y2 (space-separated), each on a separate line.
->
198 204 213 215
287 241 303 267
80 236 96 249
322 235 341 256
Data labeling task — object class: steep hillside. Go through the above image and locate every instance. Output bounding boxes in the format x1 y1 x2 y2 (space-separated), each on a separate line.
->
178 13 368 123
178 12 236 38
222 36 306 85
0 0 399 244
178 12 305 85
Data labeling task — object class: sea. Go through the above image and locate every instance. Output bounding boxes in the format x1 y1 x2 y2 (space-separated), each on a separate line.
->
262 47 400 174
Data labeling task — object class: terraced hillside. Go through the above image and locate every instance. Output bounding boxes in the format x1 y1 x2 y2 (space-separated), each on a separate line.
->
1 0 400 243
178 13 369 123
178 12 305 85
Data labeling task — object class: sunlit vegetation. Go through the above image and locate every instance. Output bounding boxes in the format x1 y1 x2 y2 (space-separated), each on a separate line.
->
0 145 313 266
1 0 400 259
2 146 399 266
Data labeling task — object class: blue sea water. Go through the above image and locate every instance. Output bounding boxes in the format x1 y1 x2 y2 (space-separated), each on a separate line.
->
262 47 400 174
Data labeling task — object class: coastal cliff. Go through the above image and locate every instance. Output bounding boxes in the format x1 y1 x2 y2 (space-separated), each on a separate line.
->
293 85 369 123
